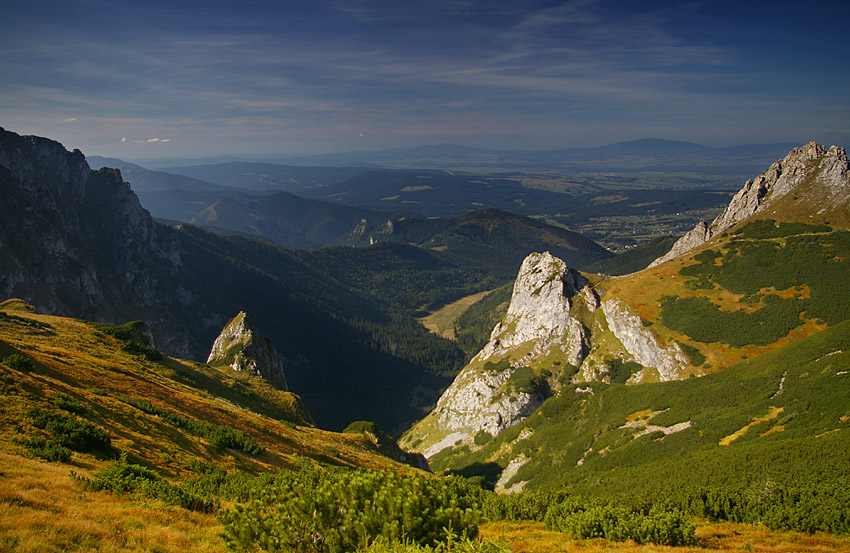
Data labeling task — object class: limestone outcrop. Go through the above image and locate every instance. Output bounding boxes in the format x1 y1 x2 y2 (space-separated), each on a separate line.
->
402 252 595 455
600 298 689 382
651 142 850 267
474 252 589 367
208 311 288 389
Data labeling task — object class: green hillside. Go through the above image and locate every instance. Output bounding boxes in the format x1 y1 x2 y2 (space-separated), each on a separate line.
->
603 218 850 373
347 209 613 279
431 318 850 500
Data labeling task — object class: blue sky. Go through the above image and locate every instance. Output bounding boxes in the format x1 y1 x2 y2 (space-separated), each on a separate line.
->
1 0 848 158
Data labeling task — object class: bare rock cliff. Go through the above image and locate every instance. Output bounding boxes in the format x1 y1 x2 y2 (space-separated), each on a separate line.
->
600 298 689 382
474 251 589 367
402 252 595 456
0 127 192 356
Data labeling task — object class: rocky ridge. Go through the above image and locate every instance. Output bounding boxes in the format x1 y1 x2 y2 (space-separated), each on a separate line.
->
651 141 849 266
207 311 289 389
599 299 689 382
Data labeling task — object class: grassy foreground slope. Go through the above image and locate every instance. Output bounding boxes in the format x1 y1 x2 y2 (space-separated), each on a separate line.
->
2 302 849 553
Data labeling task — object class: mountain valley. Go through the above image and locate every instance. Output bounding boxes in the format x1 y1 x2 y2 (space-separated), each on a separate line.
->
2 128 849 552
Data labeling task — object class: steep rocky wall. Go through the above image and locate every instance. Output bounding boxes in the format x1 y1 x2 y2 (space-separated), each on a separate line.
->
600 298 689 382
474 252 588 367
0 127 192 356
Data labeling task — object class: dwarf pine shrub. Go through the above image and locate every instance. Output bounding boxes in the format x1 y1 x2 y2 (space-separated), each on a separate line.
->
220 465 480 553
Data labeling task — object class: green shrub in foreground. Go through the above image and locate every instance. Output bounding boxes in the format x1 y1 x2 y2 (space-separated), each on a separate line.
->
545 502 696 546
360 534 511 553
2 353 35 373
221 465 480 553
74 455 218 513
114 394 264 455
17 435 72 462
27 407 111 453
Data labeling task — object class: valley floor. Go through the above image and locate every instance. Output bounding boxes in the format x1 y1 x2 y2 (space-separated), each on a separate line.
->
2 451 849 553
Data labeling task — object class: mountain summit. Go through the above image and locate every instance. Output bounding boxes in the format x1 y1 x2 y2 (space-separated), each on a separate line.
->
650 141 849 266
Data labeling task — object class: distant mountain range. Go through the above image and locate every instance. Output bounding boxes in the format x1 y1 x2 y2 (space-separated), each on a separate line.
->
91 158 733 251
119 138 801 175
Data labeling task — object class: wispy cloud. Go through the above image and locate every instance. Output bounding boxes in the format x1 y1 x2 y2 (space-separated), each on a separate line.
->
124 137 171 144
1 0 847 155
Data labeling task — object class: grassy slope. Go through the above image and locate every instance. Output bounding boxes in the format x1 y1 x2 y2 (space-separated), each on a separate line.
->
5 454 849 553
419 289 497 340
0 300 408 477
601 218 849 375
481 520 850 553
430 318 850 494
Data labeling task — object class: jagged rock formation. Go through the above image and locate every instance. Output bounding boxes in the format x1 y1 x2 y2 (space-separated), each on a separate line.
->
207 312 288 389
473 252 596 366
474 252 589 367
403 251 698 460
651 141 849 266
436 253 592 437
402 252 598 455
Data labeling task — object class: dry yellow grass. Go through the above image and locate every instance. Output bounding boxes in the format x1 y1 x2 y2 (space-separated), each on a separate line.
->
719 406 784 446
419 289 496 340
598 246 827 375
2 451 849 553
0 301 409 479
0 453 227 553
480 520 850 553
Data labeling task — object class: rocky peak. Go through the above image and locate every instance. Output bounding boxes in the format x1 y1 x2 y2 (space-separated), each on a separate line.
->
475 251 589 367
0 128 90 235
651 141 849 267
401 252 596 456
0 127 190 356
207 312 288 389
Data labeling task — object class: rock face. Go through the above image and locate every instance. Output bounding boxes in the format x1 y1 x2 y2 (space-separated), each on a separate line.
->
474 252 588 367
650 142 850 267
600 299 689 382
432 363 545 439
0 127 193 356
207 311 288 389
402 252 595 455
